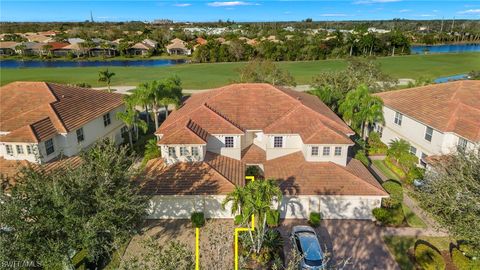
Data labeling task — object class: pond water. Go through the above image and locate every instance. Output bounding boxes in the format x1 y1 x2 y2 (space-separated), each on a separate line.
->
434 74 469 83
411 43 480 54
0 58 187 69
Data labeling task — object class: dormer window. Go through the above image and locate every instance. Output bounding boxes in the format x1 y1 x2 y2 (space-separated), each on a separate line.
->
334 147 342 156
192 146 199 156
311 146 319 156
322 146 330 156
168 147 176 157
273 136 283 148
180 146 189 156
16 145 24 154
225 137 234 148
6 145 13 155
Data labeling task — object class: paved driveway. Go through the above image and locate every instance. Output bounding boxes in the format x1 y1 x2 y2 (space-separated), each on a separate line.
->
279 220 400 270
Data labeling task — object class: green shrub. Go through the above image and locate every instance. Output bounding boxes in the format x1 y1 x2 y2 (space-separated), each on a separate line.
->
372 207 390 223
355 150 370 166
385 158 406 178
367 132 388 155
382 180 403 205
234 214 243 225
452 248 473 270
405 166 425 185
246 165 261 178
266 210 280 228
458 242 478 258
309 212 321 227
414 243 446 270
191 212 205 228
372 207 404 226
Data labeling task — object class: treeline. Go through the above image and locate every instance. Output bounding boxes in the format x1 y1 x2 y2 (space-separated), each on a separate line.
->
192 31 410 63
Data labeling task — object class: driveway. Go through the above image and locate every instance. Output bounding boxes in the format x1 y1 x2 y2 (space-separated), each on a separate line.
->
279 220 400 270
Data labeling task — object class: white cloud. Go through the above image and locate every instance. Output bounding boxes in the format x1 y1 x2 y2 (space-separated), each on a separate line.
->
354 0 401 4
419 14 434 17
207 1 259 7
399 9 411 13
173 3 192 7
458 9 480 14
320 13 347 17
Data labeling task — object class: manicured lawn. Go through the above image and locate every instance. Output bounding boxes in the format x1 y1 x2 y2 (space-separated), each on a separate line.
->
384 236 454 270
402 204 427 228
1 53 478 89
372 159 401 181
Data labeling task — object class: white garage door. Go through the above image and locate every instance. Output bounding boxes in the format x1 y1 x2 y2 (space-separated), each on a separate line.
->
147 195 234 219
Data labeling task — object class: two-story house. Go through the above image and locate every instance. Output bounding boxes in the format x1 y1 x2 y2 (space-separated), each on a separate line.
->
0 82 126 177
374 80 479 167
141 83 387 220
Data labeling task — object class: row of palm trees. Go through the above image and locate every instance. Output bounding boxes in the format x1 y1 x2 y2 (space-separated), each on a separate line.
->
116 76 183 148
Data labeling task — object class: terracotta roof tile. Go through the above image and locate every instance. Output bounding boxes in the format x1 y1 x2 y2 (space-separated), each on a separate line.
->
375 81 480 141
241 144 266 164
0 82 124 143
204 151 245 186
263 151 387 196
139 158 235 195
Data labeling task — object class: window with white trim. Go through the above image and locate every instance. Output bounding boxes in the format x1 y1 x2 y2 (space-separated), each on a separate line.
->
26 145 33 154
273 136 283 148
103 113 111 127
334 146 342 156
6 145 13 155
425 126 433 142
168 147 176 157
225 137 234 148
322 146 330 156
409 146 417 155
394 112 403 126
45 139 54 156
191 146 199 156
180 146 189 156
16 145 24 154
458 137 468 151
76 128 85 143
311 146 319 156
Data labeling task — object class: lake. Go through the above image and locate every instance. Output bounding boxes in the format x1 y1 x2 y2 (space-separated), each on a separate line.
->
411 43 480 54
0 59 187 69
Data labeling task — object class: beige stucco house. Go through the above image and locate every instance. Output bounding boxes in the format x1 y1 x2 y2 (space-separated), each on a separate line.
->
374 80 480 167
0 82 126 169
141 83 388 220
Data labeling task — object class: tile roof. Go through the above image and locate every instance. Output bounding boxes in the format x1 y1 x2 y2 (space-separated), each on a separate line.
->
0 82 124 143
139 158 236 195
155 83 353 145
264 151 388 196
375 81 480 142
241 144 266 164
204 152 245 186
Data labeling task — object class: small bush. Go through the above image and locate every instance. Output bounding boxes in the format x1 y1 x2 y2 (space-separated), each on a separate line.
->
266 210 280 228
309 212 321 227
246 165 261 177
382 180 403 205
458 242 477 258
372 207 390 223
385 158 406 178
414 243 446 270
452 248 473 270
405 166 425 185
367 132 388 155
234 214 243 225
191 212 205 228
355 150 370 166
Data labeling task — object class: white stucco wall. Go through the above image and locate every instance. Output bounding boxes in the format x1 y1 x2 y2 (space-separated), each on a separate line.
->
147 195 234 219
280 195 384 220
265 134 303 160
0 142 40 162
303 144 350 166
206 134 242 160
159 144 206 161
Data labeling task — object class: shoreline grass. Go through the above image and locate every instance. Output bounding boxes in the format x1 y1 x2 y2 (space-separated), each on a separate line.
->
1 53 478 89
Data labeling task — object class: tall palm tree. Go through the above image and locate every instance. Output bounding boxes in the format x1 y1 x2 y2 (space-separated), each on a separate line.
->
116 97 147 148
98 68 116 92
339 84 384 139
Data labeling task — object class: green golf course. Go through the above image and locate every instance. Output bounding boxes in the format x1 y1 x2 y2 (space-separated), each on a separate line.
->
1 53 478 89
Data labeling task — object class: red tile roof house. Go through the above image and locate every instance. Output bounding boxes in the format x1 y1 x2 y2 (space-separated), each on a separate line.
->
141 83 388 220
374 80 480 167
0 82 126 180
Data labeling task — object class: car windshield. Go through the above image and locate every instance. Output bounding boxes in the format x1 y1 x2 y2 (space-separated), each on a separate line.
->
297 232 323 263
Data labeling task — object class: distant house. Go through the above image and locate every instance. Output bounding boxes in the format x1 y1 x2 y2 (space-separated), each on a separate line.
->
26 34 53 43
46 42 70 56
374 81 480 167
56 42 84 57
0 82 126 165
38 30 57 37
195 37 207 45
127 39 158 56
67 38 85 44
16 42 44 56
0 41 18 55
166 38 191 55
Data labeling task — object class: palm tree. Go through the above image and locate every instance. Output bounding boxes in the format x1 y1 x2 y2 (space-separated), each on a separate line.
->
15 44 27 56
98 69 116 92
116 97 147 148
142 138 161 165
387 139 417 172
223 179 282 254
338 84 384 139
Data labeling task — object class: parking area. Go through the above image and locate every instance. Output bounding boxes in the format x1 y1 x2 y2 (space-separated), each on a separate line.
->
123 219 398 270
279 220 400 270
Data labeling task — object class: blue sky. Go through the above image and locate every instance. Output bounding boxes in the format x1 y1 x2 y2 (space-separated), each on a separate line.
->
1 1 480 22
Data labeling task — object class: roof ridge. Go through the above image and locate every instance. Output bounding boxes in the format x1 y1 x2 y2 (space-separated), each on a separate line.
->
186 119 210 141
331 159 387 195
204 102 244 132
263 105 302 131
28 116 52 142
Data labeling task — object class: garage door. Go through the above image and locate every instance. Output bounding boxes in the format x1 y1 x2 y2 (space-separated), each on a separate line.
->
280 197 309 219
319 197 376 219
